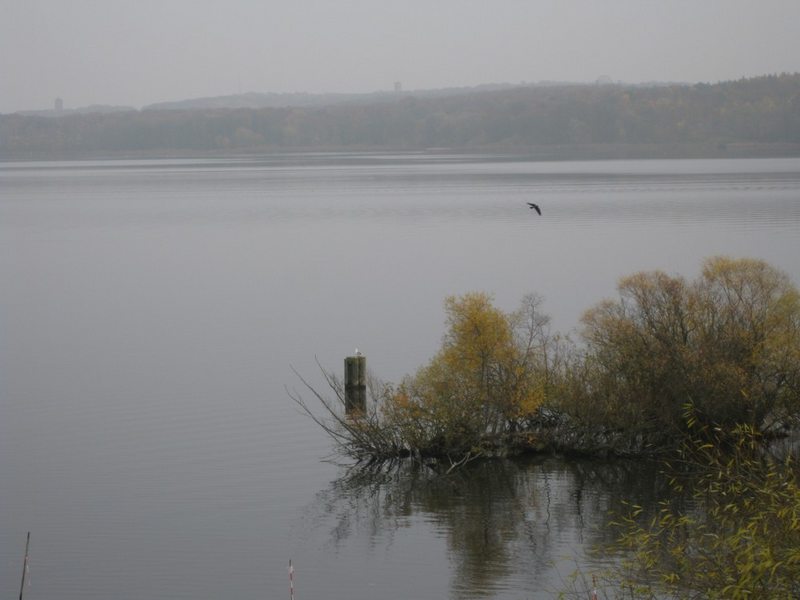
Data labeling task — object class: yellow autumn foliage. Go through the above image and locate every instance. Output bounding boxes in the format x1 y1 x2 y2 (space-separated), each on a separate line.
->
384 292 555 454
573 256 800 433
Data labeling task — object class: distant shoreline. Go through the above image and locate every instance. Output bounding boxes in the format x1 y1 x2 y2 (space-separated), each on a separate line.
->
4 142 800 162
4 74 800 162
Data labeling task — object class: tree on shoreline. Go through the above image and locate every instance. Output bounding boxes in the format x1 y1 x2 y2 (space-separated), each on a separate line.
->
292 256 800 464
565 256 800 437
384 292 556 457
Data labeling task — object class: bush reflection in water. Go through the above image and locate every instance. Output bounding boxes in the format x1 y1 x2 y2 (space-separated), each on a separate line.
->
301 457 672 597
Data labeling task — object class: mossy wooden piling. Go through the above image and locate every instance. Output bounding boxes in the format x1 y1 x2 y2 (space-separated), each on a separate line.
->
344 354 366 415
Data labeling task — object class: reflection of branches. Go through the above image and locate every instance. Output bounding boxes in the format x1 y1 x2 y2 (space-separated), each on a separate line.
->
300 456 671 597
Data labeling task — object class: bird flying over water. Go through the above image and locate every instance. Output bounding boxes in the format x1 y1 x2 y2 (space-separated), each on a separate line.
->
527 202 541 215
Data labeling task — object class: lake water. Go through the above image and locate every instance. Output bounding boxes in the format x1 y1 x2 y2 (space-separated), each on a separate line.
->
1 153 799 599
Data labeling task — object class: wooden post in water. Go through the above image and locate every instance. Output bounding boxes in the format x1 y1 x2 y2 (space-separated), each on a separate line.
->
344 352 366 415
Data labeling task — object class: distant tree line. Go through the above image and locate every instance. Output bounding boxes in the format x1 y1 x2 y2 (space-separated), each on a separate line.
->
2 73 800 157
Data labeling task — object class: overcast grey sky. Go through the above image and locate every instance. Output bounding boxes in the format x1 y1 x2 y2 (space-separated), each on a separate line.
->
2 0 799 113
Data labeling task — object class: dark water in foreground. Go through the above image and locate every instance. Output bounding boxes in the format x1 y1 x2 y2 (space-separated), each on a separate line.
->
1 154 799 599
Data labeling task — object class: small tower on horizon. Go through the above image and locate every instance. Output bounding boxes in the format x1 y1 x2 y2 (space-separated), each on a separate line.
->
54 97 63 112
394 81 402 93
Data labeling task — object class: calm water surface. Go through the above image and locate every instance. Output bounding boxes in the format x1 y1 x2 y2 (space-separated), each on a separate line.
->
1 154 799 599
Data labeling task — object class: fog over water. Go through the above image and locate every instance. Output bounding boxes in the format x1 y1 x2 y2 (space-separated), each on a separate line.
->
1 154 799 599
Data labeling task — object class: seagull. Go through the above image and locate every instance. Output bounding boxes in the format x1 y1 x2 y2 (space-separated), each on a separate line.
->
355 348 362 356
527 202 541 215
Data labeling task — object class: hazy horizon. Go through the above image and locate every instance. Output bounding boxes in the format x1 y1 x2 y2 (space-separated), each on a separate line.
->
3 0 800 114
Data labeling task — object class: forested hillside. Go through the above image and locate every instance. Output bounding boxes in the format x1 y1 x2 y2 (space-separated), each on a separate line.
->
2 74 799 158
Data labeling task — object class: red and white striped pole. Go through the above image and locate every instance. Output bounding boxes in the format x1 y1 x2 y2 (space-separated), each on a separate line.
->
288 559 294 600
591 573 598 600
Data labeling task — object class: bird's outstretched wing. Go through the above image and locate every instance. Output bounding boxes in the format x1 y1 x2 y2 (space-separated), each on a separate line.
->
527 202 541 215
